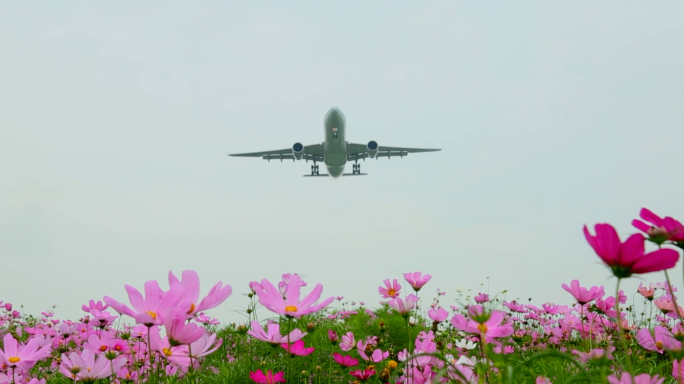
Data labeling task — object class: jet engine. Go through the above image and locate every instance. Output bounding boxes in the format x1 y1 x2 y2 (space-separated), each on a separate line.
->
292 142 304 160
367 140 379 158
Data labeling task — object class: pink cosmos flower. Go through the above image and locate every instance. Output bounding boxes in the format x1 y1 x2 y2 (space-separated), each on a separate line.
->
389 294 418 315
0 334 52 371
89 310 117 328
168 270 232 316
584 223 679 278
196 312 220 325
81 300 109 314
572 347 614 362
636 326 681 353
638 283 656 300
474 293 490 303
654 295 677 314
328 329 339 344
83 332 117 354
167 332 223 367
607 373 664 384
350 368 376 381
673 358 684 384
428 307 449 322
163 308 205 346
406 365 436 384
280 339 314 356
247 320 306 344
632 208 684 243
278 273 307 297
561 280 604 305
249 370 286 384
340 331 355 351
357 346 389 362
404 272 432 291
378 279 402 298
253 274 333 318
59 349 127 382
332 352 359 367
594 296 621 318
104 280 188 325
451 310 514 342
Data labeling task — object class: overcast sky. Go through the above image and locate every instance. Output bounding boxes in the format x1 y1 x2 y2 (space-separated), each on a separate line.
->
1 1 683 323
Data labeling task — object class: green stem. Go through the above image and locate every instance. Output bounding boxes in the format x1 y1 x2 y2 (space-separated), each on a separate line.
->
615 278 635 382
664 269 684 323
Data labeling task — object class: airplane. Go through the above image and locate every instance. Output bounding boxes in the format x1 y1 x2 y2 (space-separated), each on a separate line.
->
229 107 441 179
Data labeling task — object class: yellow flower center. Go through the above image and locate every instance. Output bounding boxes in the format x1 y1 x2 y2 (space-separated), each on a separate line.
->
388 360 398 369
8 357 20 364
388 289 396 296
163 348 172 356
147 311 157 319
477 324 488 333
187 303 196 314
656 341 663 350
99 345 107 351
285 305 298 313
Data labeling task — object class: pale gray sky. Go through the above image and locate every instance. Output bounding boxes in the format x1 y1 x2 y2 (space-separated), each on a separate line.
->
1 2 683 323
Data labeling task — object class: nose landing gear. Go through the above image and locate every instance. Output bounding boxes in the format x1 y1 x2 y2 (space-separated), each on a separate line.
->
352 162 361 175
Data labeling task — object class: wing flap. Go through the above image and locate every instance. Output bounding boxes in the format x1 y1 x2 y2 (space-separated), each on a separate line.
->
346 142 440 161
230 144 324 162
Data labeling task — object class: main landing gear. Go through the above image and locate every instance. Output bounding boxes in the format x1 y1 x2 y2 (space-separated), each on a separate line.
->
311 163 320 176
352 162 362 175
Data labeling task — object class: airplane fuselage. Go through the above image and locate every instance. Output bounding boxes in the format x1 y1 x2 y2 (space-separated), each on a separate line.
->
323 107 347 178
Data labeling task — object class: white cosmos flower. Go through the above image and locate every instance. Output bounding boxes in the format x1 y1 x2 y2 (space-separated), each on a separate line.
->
455 355 477 367
454 339 478 350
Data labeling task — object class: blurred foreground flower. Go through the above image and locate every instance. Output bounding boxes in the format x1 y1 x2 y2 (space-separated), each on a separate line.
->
584 223 679 278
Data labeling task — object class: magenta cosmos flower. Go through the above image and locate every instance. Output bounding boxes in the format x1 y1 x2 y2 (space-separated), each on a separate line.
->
632 208 684 243
280 339 314 356
584 223 679 278
404 272 432 292
350 368 376 381
378 279 402 299
0 334 52 371
250 370 286 384
253 274 333 318
332 352 359 367
561 280 604 305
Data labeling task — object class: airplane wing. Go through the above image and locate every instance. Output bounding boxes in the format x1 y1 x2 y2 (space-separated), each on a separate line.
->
346 142 441 161
229 144 324 162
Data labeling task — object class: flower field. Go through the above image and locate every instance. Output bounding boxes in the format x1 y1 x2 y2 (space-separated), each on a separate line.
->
2 208 684 383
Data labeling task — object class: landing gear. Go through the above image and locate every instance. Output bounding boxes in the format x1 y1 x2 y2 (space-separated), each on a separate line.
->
311 163 320 176
352 162 361 175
